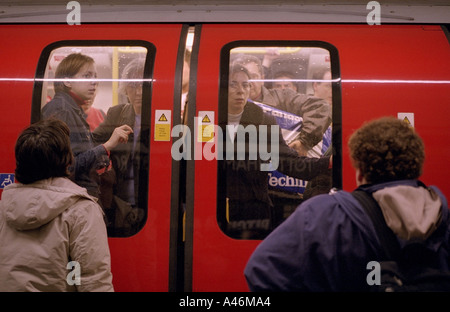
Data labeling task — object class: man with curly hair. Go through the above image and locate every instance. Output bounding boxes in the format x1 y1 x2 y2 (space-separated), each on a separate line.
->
244 116 450 291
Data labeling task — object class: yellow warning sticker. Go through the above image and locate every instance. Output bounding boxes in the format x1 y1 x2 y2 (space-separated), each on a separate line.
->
202 115 211 123
397 112 414 128
155 110 171 141
198 111 215 143
159 114 168 122
156 124 171 141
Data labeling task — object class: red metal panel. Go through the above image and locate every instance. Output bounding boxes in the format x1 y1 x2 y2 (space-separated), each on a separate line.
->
0 24 182 291
192 24 450 291
1 23 449 293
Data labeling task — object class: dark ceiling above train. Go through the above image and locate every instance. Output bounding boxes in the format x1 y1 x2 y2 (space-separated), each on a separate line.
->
1 0 450 5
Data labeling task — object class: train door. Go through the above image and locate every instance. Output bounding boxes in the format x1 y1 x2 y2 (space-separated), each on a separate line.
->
0 24 186 291
186 24 450 292
184 24 341 291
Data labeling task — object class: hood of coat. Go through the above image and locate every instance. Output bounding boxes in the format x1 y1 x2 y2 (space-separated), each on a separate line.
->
0 177 95 231
372 184 443 241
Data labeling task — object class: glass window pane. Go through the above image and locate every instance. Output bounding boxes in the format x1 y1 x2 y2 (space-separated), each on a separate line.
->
38 44 152 237
218 44 336 240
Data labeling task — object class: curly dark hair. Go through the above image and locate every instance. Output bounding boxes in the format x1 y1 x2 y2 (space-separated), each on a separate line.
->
348 116 425 184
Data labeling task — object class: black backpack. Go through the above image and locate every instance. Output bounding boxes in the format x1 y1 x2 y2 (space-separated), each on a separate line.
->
352 189 450 292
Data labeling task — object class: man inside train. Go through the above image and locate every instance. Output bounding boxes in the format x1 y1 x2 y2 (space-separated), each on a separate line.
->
232 54 331 157
312 67 332 106
271 71 299 93
221 64 332 239
93 58 147 236
302 67 333 199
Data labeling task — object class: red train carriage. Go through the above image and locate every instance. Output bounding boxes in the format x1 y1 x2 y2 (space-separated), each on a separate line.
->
0 2 449 292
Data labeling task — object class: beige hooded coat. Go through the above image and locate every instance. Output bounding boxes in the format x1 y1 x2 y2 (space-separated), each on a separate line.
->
0 177 113 292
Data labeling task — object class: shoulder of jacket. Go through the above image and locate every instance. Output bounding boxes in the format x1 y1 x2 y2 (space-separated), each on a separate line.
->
51 92 75 104
267 87 308 101
50 178 101 210
43 93 77 113
107 103 134 118
107 103 126 113
63 196 104 225
243 101 263 118
299 189 356 215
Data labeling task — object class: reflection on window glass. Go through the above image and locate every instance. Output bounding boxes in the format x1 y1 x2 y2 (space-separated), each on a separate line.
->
218 45 334 240
40 45 151 237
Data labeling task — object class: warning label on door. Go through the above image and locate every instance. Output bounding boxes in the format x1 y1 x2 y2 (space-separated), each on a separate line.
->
154 110 172 141
198 111 215 143
398 112 414 128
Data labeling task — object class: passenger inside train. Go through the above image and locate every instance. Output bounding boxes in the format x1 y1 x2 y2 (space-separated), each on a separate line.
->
271 71 299 93
41 52 133 201
81 92 106 132
302 67 333 199
230 52 331 157
93 58 147 236
218 45 335 239
40 47 151 237
218 45 331 239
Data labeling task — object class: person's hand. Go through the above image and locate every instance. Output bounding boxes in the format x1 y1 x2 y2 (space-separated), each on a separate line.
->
103 125 133 151
262 48 280 68
288 140 308 156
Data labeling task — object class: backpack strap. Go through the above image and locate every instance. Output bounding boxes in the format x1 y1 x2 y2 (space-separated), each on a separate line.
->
352 190 400 260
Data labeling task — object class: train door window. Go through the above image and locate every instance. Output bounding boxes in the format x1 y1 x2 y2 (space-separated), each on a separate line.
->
32 42 155 237
218 42 340 240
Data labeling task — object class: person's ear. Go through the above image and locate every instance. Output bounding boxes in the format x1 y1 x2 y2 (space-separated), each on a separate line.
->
63 77 71 89
355 167 366 186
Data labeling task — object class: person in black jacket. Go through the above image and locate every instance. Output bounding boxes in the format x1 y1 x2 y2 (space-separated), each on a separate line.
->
219 64 332 239
92 58 147 236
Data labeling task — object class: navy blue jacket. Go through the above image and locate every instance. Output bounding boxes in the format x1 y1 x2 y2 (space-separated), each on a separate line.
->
244 180 450 291
42 92 109 197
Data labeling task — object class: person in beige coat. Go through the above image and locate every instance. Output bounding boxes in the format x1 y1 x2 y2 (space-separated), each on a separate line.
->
0 118 114 292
